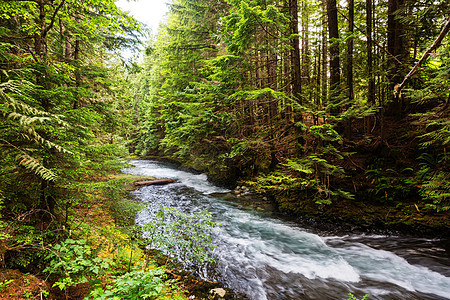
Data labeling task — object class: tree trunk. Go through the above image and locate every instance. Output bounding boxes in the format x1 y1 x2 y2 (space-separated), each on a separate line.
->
396 16 450 95
387 0 408 115
301 0 310 88
366 0 375 106
365 0 375 134
321 0 328 110
134 179 176 186
345 0 354 138
289 0 304 152
327 0 340 115
290 0 301 105
73 40 81 109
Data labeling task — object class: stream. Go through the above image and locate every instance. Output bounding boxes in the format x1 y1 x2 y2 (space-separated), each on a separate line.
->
123 159 450 300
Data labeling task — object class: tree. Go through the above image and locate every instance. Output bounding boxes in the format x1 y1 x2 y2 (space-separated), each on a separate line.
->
387 0 408 115
326 0 340 115
0 0 141 269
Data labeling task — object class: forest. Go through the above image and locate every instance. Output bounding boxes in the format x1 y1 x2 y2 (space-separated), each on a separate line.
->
0 0 449 299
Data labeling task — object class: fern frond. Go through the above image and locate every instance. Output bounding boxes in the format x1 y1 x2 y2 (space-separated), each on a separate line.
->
15 153 57 181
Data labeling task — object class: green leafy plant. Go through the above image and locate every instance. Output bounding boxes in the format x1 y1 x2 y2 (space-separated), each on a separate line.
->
365 167 415 203
247 149 353 207
348 293 369 300
417 153 449 211
87 267 184 300
0 279 14 292
0 80 68 182
43 239 111 291
21 290 33 299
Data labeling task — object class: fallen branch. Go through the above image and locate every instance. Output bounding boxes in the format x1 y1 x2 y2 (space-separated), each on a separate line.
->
396 16 450 96
134 179 175 187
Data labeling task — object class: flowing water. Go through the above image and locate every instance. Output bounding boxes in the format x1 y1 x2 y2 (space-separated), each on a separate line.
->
123 160 450 300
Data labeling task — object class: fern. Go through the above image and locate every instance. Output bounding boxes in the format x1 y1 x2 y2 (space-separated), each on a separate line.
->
417 153 449 211
284 159 314 174
0 80 69 181
16 153 57 181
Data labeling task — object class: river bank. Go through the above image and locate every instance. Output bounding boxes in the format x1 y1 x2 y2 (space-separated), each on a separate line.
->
229 192 450 238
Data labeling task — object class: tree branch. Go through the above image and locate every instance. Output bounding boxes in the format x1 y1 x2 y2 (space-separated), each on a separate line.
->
337 6 447 101
396 16 450 95
42 0 66 38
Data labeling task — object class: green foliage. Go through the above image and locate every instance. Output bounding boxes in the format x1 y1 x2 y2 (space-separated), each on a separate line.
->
247 159 352 208
87 267 184 300
0 279 14 292
0 194 10 241
0 80 67 181
143 207 217 271
347 293 369 300
43 239 112 291
416 153 449 211
0 0 144 278
365 167 416 203
224 1 289 55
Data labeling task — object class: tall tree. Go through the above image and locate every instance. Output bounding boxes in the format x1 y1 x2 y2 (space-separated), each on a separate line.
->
290 0 301 105
366 0 375 106
321 0 328 112
387 0 408 115
326 0 340 115
345 0 354 137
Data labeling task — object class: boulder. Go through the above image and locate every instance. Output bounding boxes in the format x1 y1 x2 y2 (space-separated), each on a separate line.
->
210 287 226 299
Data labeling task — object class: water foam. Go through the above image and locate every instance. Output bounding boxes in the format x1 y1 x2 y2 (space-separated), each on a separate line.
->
333 242 450 298
123 160 229 194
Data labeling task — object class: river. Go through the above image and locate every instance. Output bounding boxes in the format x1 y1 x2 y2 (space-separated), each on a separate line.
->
123 159 450 300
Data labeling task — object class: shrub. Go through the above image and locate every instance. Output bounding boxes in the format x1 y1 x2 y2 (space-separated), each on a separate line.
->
87 267 185 300
43 239 111 291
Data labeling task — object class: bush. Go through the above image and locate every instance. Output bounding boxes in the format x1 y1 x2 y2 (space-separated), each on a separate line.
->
87 267 185 300
43 239 111 291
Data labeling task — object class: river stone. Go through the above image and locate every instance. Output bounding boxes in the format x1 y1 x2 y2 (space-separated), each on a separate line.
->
210 288 226 298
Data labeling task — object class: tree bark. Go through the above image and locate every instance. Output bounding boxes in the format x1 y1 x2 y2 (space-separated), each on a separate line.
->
321 0 328 109
289 0 304 152
134 179 176 186
73 39 81 109
327 0 340 115
345 0 354 138
366 0 375 105
346 0 354 104
387 0 408 115
290 0 301 104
